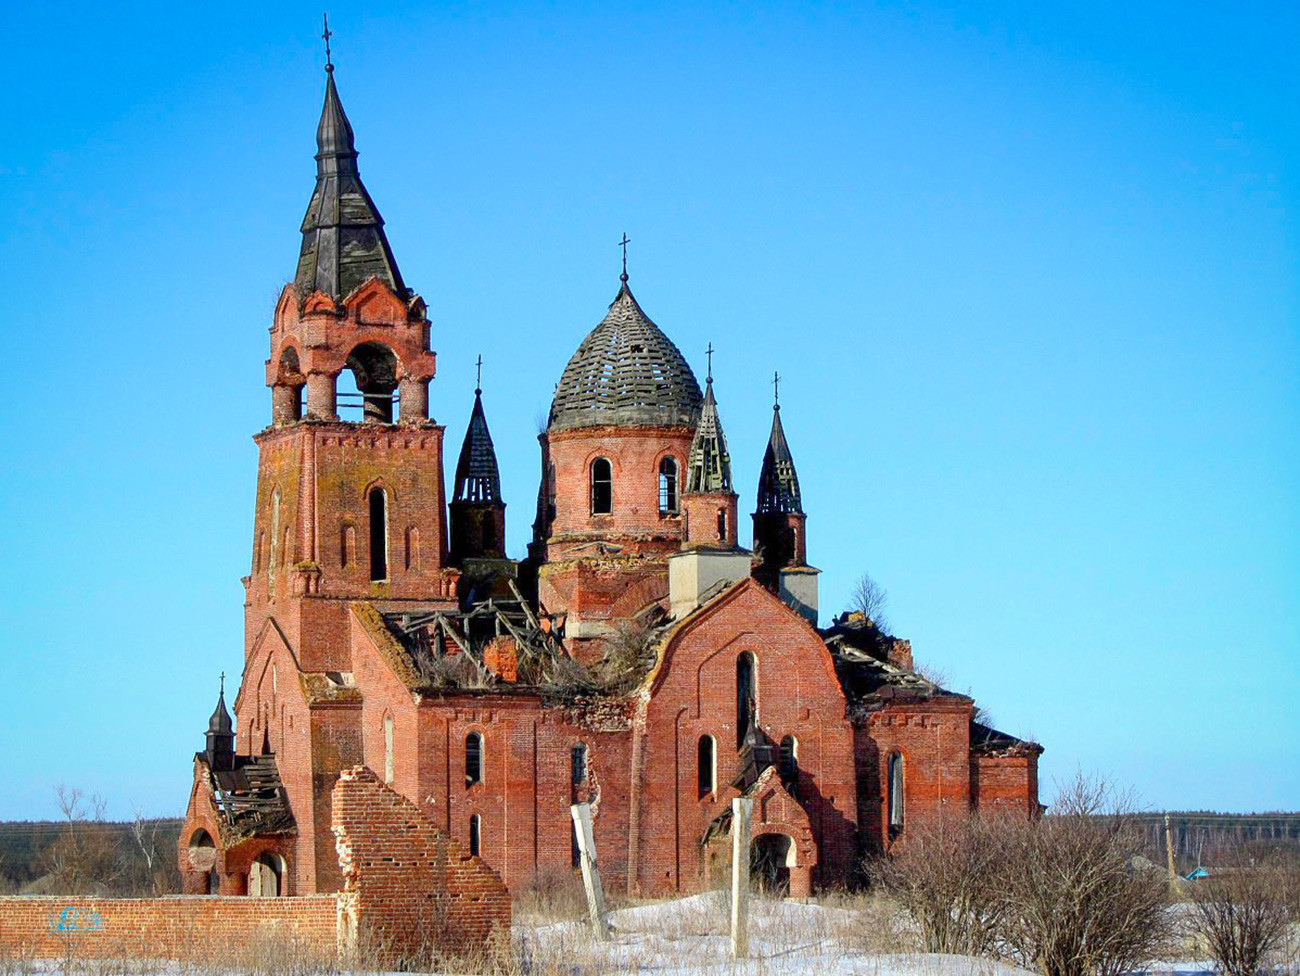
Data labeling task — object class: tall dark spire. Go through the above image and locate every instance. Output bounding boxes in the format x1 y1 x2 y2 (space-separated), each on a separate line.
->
293 54 407 303
453 384 502 505
756 397 803 515
685 373 733 494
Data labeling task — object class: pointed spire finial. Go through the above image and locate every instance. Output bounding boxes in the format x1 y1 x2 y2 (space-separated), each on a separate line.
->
773 370 781 410
475 355 483 396
219 671 225 696
322 13 334 73
619 232 631 283
706 342 715 384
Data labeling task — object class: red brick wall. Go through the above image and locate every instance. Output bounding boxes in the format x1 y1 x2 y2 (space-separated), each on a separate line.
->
971 754 1039 819
856 699 974 854
332 766 510 961
639 579 859 895
0 896 337 962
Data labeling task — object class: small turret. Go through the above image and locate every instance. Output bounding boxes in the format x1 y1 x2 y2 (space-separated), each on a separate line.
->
449 372 506 566
752 378 819 623
204 676 235 773
681 348 739 549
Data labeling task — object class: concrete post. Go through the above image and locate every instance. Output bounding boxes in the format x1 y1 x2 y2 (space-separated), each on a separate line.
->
730 796 753 960
570 802 609 941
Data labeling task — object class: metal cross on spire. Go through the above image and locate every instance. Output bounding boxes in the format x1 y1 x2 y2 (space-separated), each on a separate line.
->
219 671 226 696
619 232 631 283
475 355 483 395
772 371 780 409
706 342 715 383
322 13 334 72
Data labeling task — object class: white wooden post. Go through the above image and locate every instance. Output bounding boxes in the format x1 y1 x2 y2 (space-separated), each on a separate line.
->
730 796 753 959
570 802 609 941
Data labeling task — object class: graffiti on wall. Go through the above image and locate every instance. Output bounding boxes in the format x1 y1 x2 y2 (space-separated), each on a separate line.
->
48 906 104 933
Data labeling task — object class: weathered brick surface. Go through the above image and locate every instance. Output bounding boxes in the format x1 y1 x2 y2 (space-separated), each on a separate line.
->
0 896 337 962
332 766 510 961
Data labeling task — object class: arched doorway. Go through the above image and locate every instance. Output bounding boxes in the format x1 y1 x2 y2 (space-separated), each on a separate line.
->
248 852 284 897
187 829 218 895
750 833 794 896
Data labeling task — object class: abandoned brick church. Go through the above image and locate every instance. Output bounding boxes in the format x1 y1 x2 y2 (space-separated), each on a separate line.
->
179 59 1042 902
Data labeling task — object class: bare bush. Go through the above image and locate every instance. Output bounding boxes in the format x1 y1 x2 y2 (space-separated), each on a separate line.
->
869 814 1008 956
1186 846 1295 976
997 773 1173 976
38 786 122 895
851 571 890 633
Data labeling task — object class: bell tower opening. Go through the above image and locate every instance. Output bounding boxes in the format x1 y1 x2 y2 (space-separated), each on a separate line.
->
340 342 399 423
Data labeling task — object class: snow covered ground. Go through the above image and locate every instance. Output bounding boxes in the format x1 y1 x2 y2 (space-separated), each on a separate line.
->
519 891 1209 976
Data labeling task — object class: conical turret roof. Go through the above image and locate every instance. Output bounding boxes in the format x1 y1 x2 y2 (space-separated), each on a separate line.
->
756 405 803 514
685 379 733 494
548 281 703 431
293 66 407 303
453 389 502 504
208 688 233 736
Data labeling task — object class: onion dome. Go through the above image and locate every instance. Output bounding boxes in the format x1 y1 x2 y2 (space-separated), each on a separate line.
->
293 64 406 302
548 282 703 431
756 403 803 515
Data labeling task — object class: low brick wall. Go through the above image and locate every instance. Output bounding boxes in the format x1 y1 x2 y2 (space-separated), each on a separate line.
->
0 895 337 962
0 766 511 966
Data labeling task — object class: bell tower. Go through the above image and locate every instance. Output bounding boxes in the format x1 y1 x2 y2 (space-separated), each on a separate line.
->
243 56 457 682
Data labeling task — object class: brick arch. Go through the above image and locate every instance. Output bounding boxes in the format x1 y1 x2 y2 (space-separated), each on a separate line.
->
606 573 668 621
745 766 816 868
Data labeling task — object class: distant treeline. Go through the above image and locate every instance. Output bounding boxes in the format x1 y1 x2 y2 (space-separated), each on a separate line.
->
1128 811 1300 865
0 812 182 895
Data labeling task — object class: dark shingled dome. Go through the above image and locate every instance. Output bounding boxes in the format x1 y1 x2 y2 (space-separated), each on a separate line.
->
549 282 703 431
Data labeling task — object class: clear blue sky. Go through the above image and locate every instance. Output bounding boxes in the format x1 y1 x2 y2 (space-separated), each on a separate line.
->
0 1 1295 820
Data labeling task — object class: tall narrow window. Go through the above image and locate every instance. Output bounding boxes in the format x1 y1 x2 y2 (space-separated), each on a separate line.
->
482 518 496 552
268 490 281 588
658 457 679 514
469 814 481 857
717 508 728 542
571 744 588 785
736 653 756 748
465 732 483 786
571 820 581 868
888 752 905 834
590 458 613 515
383 715 394 785
404 526 419 571
368 488 388 581
697 735 716 799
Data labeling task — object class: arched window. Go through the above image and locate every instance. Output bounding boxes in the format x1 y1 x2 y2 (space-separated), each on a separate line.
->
780 736 798 792
736 653 756 748
888 751 905 835
658 457 679 515
697 735 716 799
590 458 613 515
571 743 588 785
368 487 388 581
268 490 281 588
383 715 394 785
469 814 481 857
465 732 483 786
717 508 728 542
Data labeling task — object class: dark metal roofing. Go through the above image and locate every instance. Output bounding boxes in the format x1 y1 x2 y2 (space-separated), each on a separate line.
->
207 690 233 736
685 379 733 494
548 282 703 431
293 67 407 303
755 405 803 514
452 390 502 504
